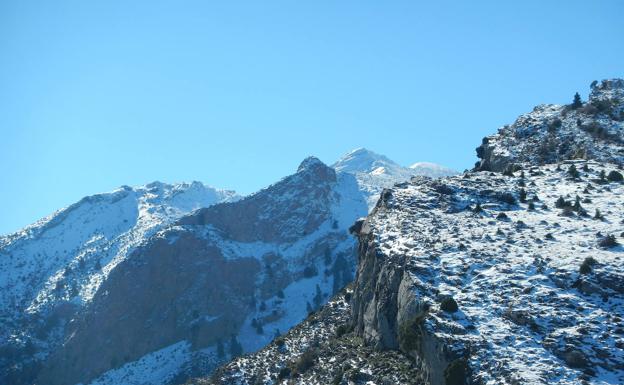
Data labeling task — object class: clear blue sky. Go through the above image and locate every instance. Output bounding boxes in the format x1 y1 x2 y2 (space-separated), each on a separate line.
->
1 1 623 235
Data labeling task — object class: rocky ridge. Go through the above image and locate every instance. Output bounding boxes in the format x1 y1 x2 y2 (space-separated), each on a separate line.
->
475 79 624 172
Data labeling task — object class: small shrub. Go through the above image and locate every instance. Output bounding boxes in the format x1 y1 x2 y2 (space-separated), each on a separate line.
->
277 366 291 380
594 209 604 220
568 165 580 180
519 188 527 203
335 324 351 338
599 234 618 248
555 196 569 208
398 316 423 351
496 192 516 205
607 170 623 182
473 203 483 213
444 359 469 385
579 257 597 275
496 212 509 221
294 348 317 374
528 202 535 211
439 295 459 313
549 118 562 130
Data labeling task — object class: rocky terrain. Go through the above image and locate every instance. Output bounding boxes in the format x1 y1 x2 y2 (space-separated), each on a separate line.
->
1 148 451 385
202 160 624 385
333 148 457 209
475 79 624 172
191 79 624 385
200 288 423 385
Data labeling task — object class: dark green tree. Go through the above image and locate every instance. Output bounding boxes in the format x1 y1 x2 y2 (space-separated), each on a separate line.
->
571 92 582 109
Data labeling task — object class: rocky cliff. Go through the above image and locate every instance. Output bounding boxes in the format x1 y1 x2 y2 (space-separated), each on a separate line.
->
475 79 624 172
192 79 624 385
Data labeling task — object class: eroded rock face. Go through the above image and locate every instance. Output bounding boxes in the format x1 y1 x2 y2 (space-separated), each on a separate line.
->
475 78 624 172
350 163 624 384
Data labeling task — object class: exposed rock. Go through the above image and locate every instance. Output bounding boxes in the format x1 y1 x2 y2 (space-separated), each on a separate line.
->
475 79 624 172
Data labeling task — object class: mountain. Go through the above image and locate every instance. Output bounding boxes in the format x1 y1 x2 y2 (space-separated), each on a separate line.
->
0 182 238 384
190 79 624 385
332 148 457 209
32 157 366 385
409 162 458 178
2 147 441 385
475 78 624 172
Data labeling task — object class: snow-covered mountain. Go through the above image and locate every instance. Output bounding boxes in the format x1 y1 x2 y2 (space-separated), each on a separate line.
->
0 182 238 384
409 162 458 178
34 157 367 385
475 79 624 172
332 148 457 209
188 78 624 385
209 160 624 385
1 146 442 385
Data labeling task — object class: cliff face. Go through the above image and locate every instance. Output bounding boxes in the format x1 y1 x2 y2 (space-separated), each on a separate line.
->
350 162 624 384
475 79 624 172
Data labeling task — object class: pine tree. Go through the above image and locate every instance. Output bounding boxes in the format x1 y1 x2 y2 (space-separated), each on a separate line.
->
519 188 527 203
571 92 582 109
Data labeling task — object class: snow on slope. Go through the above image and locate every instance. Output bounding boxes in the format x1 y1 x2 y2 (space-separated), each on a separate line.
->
332 148 457 210
350 160 624 385
0 181 237 350
475 78 624 172
409 162 458 178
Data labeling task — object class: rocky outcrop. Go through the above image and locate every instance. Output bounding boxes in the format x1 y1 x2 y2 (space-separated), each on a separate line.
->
350 162 624 384
194 288 424 385
475 78 624 172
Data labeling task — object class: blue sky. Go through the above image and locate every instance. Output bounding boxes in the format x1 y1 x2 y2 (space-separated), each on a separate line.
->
1 0 623 235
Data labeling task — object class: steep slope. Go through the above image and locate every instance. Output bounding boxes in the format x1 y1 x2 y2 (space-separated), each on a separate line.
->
350 161 624 384
0 182 237 385
333 148 457 209
199 288 423 385
36 158 369 385
475 79 624 172
208 161 624 385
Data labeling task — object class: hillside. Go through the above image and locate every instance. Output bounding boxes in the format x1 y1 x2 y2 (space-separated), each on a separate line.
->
201 160 624 385
475 79 624 172
0 182 237 384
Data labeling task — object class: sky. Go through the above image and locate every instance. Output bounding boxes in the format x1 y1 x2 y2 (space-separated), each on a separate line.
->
1 0 623 235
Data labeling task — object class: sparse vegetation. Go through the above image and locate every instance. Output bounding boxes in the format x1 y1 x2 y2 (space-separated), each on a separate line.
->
439 295 459 313
579 257 597 275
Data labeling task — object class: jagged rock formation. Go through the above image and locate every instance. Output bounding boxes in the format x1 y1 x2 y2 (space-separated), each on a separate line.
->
0 182 237 385
475 79 624 172
350 161 624 384
195 288 424 385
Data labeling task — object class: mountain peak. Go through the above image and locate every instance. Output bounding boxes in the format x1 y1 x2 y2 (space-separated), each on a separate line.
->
297 156 326 173
332 148 399 174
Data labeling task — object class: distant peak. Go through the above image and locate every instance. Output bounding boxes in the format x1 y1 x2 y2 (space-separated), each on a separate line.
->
297 156 326 173
332 148 399 174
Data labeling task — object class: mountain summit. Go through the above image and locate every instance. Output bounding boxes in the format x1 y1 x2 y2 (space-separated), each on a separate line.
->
475 78 624 172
